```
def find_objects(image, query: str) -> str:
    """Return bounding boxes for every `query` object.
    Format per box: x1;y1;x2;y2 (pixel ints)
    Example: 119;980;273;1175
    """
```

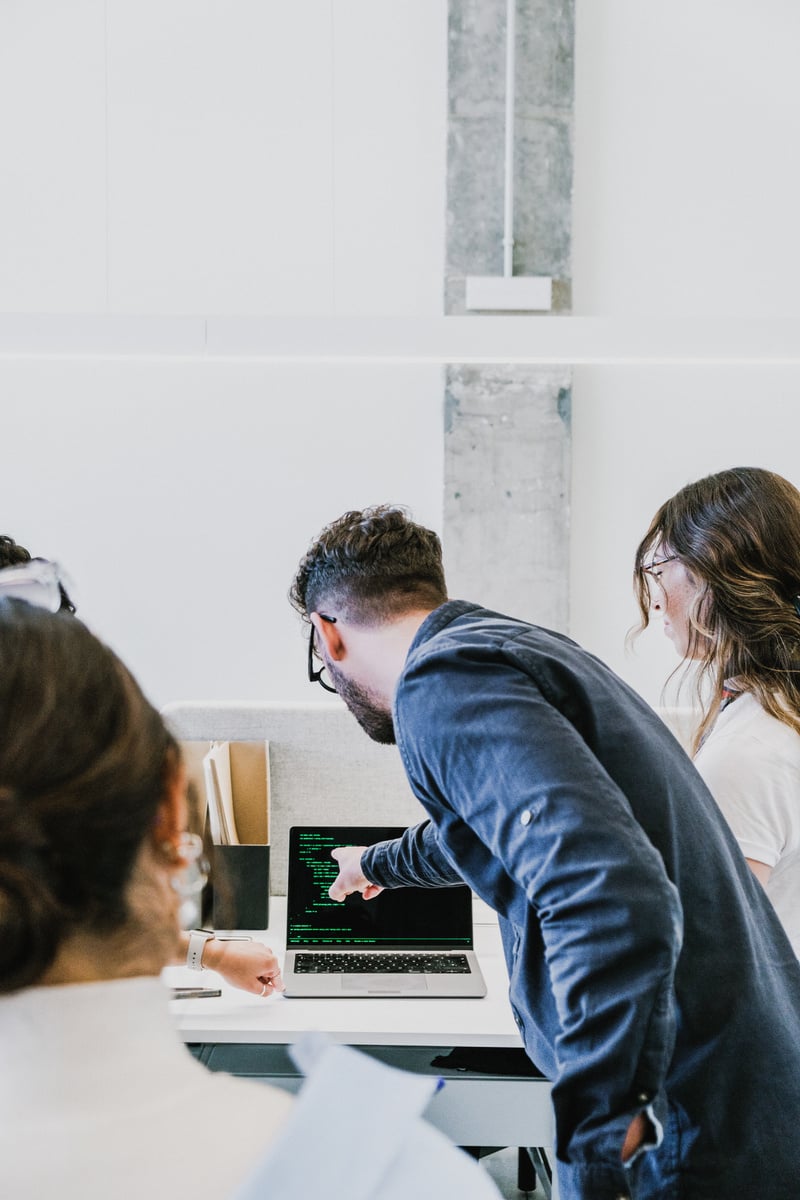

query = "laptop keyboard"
294;952;471;974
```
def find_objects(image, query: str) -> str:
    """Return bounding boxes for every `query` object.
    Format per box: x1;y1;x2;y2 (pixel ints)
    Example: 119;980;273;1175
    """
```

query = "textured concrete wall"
446;0;574;313
444;365;572;630
444;1;574;632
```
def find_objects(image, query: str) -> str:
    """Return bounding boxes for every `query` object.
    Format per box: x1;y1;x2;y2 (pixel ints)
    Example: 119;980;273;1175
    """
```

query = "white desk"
167;897;555;1151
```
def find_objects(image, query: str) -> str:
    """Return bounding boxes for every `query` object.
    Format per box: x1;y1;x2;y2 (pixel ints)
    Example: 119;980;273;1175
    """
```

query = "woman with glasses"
0;598;295;1196
0;598;502;1200
634;466;800;956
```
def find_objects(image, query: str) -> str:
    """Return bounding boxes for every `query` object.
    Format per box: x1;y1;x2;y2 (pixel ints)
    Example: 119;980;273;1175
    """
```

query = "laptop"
282;825;487;998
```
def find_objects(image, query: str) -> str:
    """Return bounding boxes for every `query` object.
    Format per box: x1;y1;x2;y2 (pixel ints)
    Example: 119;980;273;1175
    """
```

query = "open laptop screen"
286;825;473;950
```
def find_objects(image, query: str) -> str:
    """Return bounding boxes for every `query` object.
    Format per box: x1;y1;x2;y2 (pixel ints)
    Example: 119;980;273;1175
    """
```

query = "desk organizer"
212;843;270;930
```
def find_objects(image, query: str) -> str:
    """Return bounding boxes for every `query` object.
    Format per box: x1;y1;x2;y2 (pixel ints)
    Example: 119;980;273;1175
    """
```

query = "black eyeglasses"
641;554;678;579
307;615;338;693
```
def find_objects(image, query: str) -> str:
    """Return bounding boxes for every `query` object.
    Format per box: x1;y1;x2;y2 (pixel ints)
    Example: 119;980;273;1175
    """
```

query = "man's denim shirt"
361;602;800;1200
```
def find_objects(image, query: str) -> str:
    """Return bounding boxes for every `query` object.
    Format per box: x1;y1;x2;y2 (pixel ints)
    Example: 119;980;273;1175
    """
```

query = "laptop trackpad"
343;975;428;993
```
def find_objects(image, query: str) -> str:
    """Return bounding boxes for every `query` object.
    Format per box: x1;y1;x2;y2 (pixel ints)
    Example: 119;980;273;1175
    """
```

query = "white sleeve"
389;1121;503;1200
695;730;791;868
233;1036;503;1200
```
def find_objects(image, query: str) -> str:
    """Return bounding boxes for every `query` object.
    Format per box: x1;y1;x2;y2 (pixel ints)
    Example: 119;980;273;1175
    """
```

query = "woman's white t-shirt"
695;692;800;957
0;976;502;1200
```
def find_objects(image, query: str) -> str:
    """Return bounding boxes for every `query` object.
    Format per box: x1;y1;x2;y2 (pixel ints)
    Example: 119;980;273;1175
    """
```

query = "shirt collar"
407;600;479;657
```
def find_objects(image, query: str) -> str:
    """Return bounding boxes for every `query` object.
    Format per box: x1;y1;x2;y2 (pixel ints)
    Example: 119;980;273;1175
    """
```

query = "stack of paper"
202;741;240;845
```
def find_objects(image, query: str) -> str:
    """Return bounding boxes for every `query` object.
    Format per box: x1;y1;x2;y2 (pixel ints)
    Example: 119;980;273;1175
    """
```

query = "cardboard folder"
181;739;271;929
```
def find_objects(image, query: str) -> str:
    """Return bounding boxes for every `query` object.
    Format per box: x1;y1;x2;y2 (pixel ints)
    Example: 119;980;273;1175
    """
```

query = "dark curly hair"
289;504;448;626
0;536;31;570
633;467;800;753
0;600;178;993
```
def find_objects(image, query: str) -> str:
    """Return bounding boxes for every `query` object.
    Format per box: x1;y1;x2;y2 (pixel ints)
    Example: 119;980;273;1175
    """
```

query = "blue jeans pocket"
624;1099;687;1200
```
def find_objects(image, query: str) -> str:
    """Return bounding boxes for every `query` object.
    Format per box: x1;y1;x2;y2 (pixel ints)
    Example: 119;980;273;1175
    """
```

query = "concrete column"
444;0;574;631
444;364;571;630
446;0;574;313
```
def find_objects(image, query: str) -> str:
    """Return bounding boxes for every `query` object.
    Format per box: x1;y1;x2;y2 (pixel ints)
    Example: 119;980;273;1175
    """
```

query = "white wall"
0;0;447;317
0;1;447;707
572;0;800;317
3;0;800;715
570;1;800;705
2;359;444;707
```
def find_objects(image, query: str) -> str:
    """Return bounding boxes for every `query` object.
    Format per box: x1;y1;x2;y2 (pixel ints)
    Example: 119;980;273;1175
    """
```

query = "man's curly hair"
289;504;447;626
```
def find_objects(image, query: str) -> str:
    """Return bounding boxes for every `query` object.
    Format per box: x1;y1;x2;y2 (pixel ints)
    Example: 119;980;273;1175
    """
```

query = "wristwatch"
186;928;215;971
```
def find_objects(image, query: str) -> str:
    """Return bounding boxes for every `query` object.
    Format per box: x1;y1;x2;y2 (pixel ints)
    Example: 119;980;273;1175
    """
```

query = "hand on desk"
329;845;384;902
202;937;285;997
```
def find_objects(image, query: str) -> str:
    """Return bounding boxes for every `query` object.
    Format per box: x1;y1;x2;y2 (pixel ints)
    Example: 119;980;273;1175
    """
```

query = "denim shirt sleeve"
394;640;684;1181
361;820;464;888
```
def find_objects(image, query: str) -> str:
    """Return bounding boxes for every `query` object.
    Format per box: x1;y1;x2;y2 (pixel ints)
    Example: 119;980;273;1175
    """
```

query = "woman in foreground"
0;596;500;1199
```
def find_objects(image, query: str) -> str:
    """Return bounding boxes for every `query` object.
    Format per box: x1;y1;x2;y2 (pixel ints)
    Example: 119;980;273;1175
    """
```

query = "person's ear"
310;611;346;662
152;760;189;850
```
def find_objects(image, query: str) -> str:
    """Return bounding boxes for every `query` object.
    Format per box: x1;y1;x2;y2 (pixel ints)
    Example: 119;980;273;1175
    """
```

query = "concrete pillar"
446;0;574;312
444;0;574;631
443;364;571;630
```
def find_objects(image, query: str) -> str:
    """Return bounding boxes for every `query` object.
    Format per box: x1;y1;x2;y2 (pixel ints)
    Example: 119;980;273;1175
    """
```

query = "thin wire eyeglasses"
171;831;210;929
308;615;338;693
641;555;678;578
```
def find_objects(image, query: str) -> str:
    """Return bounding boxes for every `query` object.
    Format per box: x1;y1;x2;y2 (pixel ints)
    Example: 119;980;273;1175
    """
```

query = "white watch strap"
186;929;214;971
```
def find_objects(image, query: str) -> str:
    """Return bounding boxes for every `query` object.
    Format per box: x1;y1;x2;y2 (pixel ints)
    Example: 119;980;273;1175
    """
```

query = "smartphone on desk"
170;986;222;1000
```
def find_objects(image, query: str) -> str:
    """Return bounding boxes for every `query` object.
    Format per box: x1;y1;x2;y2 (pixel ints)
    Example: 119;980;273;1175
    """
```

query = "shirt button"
637;1092;650;1104
520;809;532;825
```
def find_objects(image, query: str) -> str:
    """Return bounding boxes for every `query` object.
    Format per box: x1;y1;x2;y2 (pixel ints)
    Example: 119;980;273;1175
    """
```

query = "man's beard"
327;662;396;745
